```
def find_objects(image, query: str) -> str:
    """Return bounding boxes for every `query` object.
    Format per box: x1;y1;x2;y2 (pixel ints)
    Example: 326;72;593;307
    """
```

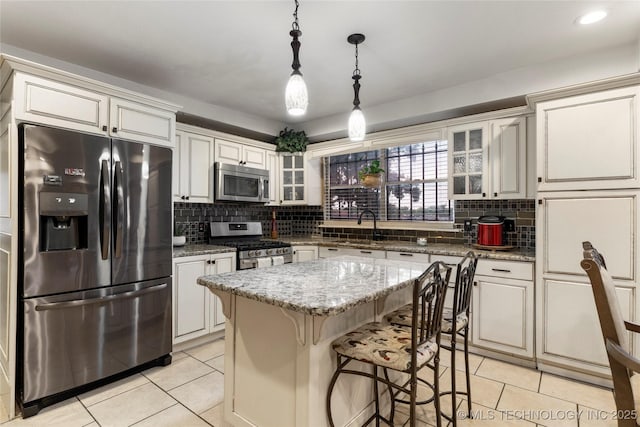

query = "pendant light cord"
292;0;300;31
353;42;360;77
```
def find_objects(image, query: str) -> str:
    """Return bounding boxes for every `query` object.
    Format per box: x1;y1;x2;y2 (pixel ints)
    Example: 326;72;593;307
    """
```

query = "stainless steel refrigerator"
19;124;173;417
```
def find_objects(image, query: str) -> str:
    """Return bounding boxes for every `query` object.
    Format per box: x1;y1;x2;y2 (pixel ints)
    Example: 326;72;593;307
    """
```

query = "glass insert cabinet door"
280;153;306;203
447;122;489;199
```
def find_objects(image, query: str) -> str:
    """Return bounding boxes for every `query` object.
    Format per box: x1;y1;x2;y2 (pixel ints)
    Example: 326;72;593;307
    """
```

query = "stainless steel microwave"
214;162;269;203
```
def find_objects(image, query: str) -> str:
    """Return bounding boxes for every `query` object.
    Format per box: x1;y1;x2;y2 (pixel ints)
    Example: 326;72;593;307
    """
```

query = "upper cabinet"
489;117;527;199
214;138;266;169
277;152;322;205
448;122;489;199
173;128;215;203
536;86;640;192
448;116;527;200
13;71;177;147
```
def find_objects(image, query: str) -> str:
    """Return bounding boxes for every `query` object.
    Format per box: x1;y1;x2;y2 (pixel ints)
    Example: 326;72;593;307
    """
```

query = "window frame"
323;139;454;228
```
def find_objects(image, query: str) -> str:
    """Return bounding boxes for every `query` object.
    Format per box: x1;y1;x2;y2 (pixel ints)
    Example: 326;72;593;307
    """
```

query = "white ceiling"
1;0;640;137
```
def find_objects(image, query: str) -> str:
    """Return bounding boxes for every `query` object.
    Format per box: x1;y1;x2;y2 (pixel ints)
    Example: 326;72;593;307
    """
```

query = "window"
324;140;453;222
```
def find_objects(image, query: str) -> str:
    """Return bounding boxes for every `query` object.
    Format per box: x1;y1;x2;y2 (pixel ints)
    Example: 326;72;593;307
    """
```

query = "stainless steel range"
209;222;292;270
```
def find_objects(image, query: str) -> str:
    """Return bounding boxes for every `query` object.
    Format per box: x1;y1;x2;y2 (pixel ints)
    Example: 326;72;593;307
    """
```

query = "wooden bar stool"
326;261;451;427
385;252;478;426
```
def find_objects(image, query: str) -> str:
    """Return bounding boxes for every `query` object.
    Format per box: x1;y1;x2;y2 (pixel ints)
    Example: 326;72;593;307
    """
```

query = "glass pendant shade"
348;107;366;142
285;72;308;116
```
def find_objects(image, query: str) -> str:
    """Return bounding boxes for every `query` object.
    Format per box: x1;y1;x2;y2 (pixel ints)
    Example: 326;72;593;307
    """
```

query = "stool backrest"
411;261;451;369
451;251;479;319
581;241;636;419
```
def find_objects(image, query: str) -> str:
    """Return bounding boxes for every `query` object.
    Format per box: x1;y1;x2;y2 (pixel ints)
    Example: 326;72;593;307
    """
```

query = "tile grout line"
80;376;149;409
127;402;180;427
76;396;101;427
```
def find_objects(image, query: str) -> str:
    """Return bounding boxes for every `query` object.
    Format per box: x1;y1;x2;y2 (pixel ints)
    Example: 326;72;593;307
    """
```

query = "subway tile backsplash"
173;203;323;244
174;199;535;250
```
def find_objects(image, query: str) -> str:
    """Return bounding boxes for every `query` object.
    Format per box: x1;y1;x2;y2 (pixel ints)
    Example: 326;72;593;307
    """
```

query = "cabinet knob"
185;196;189;201
181;195;186;200
473;281;478;287
493;192;497;197
538;199;543;205
211;259;216;264
537;177;542;183
482;193;486;197
112;127;118;133
102;125;107;132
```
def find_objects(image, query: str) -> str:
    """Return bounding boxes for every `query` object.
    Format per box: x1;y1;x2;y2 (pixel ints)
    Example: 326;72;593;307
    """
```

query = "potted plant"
274;127;309;153
358;160;385;188
173;222;186;247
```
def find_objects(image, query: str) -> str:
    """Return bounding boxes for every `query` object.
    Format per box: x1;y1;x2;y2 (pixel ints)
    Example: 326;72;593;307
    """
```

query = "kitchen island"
198;256;428;427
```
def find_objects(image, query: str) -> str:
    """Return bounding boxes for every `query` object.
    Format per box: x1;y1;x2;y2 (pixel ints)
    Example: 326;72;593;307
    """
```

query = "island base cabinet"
472;276;534;358
536;277;637;380
172;253;234;345
222;295;395;427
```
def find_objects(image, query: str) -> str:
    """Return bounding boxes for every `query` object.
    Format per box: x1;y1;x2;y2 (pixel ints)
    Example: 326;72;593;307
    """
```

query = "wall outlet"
198;222;205;232
463;219;472;232
504;219;515;232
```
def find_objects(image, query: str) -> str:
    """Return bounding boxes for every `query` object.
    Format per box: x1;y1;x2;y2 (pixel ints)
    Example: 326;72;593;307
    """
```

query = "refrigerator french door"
19;124;173;416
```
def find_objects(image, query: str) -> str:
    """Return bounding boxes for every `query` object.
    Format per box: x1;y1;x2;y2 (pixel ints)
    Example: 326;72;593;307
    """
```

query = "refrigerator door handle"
99;159;110;260
34;283;168;311
114;160;124;259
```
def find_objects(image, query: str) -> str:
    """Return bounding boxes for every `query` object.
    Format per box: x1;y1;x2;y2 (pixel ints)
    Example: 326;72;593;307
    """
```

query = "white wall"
3;40;639;141
0;45;284;137
298;42;640;139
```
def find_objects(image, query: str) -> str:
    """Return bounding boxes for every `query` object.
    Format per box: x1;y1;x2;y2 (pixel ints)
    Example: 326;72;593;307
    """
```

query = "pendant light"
347;33;366;142
285;0;308;116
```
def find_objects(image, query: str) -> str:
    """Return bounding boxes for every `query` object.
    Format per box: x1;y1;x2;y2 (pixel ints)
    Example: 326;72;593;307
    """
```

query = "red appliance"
477;215;505;246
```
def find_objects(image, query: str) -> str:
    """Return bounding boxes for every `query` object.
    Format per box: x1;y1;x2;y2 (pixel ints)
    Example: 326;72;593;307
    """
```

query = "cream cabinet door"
537;190;637;280
280;153;306;204
174;131;214;203
536;86;640;191
173;256;210;344
109;97;175;147
14;72;109;135
243;145;266;169
215;139;243;164
185;133;214;203
538;278;635;374
472;275;534;358
448;122;489;200
172;132;183;201
292;246;318;262
490;116;526;199
208;254;235;331
266;151;280;205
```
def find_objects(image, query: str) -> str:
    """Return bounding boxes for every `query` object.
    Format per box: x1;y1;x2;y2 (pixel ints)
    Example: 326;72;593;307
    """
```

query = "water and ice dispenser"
39;192;89;251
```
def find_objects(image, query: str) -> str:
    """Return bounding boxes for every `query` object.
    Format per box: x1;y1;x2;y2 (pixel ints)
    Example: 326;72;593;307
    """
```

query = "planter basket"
361;174;382;188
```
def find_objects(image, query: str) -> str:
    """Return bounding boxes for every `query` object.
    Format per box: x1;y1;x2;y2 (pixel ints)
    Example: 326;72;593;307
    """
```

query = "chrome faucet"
357;209;383;241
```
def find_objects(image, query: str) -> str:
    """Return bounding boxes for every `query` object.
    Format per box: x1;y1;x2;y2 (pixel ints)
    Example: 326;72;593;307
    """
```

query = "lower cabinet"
472;260;534;359
292;245;318;262
172;252;235;344
318;246;386;259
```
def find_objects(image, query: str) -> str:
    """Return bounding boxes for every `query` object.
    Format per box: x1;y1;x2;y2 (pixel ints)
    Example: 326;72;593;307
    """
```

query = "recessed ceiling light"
577;10;608;25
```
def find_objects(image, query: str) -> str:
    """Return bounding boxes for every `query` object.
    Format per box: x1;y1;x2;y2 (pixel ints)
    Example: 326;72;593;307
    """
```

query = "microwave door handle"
259;177;264;200
263;178;269;201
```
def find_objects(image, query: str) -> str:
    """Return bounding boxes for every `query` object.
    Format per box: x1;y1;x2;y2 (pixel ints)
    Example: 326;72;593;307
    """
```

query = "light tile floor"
0;340;617;427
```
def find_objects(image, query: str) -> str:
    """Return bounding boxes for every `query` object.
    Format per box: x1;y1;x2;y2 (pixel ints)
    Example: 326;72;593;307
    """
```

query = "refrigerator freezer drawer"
22;278;171;404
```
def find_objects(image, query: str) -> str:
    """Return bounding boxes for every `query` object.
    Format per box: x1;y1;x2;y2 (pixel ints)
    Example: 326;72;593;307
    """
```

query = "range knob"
267;249;274;255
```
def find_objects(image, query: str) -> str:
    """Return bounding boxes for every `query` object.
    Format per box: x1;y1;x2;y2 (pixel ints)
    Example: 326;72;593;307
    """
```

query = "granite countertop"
275;236;535;262
173;244;236;258
198;256;428;316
